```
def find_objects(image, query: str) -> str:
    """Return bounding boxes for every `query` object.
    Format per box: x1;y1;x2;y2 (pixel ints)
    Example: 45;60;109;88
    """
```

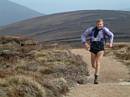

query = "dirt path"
65;48;130;97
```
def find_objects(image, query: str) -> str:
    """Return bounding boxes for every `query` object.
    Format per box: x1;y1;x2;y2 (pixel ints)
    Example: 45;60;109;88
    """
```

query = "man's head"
96;19;104;29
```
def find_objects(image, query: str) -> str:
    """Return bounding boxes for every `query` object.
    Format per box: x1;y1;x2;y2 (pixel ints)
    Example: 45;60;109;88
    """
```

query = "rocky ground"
105;43;130;73
0;36;130;97
65;43;130;97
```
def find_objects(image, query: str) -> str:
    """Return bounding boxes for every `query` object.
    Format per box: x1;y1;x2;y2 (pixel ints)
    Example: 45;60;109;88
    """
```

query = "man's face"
96;22;104;29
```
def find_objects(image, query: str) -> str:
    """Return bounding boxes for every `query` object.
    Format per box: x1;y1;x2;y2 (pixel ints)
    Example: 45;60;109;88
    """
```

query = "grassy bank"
0;36;89;97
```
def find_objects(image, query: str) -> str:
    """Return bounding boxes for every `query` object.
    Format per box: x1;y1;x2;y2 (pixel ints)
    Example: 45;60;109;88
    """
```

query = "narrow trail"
65;48;130;97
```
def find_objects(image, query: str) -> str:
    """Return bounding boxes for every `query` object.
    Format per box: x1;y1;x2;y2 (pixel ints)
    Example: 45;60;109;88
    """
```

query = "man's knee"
96;62;101;68
92;63;96;68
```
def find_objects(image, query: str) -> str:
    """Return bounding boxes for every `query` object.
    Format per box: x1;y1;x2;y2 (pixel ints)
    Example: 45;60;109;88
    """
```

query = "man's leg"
94;51;104;84
91;52;97;69
95;51;104;75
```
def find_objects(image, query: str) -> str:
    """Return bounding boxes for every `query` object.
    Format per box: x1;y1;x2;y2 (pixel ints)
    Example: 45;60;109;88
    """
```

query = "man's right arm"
81;27;93;49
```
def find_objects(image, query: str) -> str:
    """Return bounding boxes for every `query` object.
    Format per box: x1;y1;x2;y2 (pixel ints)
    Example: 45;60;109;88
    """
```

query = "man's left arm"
104;27;114;48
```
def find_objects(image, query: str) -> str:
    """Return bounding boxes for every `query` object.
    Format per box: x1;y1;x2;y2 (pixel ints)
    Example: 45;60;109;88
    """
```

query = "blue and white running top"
81;27;114;44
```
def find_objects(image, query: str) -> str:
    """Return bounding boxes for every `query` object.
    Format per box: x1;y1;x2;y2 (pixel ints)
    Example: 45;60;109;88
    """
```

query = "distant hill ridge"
0;10;130;42
0;0;43;26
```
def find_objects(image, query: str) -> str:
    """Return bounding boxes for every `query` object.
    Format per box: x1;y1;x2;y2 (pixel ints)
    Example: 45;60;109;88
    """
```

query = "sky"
10;0;130;14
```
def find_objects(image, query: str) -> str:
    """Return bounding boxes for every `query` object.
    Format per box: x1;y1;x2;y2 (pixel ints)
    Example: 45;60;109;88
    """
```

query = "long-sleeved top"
81;27;114;44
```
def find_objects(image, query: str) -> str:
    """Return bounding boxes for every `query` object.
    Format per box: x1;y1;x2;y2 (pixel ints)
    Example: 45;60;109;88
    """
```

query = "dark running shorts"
90;41;104;54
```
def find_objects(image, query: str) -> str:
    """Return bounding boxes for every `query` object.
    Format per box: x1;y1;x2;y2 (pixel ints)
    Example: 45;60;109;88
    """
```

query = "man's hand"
83;43;90;50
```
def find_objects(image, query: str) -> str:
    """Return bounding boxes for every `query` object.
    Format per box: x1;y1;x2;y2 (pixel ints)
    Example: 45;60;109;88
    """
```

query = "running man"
81;19;114;84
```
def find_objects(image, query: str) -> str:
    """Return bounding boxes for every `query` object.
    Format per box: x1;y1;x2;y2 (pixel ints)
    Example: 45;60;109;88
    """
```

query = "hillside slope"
0;10;130;42
0;0;42;26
